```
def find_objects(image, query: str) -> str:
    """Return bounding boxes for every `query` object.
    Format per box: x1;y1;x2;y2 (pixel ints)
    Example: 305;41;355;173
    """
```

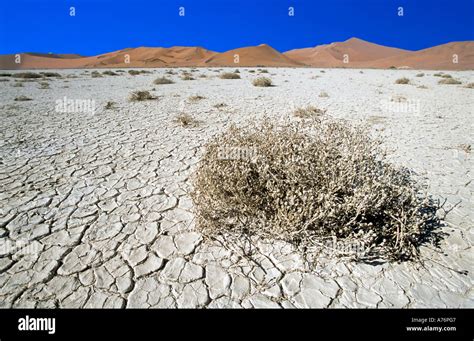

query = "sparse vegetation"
416;73;425;77
104;101;116;109
39;81;50;89
174;113;198;127
181;74;195;81
154;77;174;85
219;72;241;79
14;96;32;101
191;118;441;261
465;83;474;89
40;72;61;77
259;69;269;73
293;105;326;118
188;95;206;102
12;82;23;87
12;72;42;79
395;77;410;84
0;73;12;77
102;70;119;76
213;103;227;109
252;77;272;87
129;90;156;101
319;91;329;98
438;78;462;85
91;71;103;78
128;70;141;75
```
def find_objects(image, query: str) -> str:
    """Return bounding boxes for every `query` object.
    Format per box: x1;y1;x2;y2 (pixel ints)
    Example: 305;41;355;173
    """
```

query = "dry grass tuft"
252;77;272;87
465;83;474;89
174;113;199;127
12;72;42;79
14;96;32;101
91;71;103;78
319;91;329;98
102;70;119;76
293;105;326;118
181;74;195;81
188;95;206;102
220;72;241;79
40;72;61;77
415;73;425;77
154;77;174;85
438;78;462;85
395;77;410;84
129;90;156;101
104;101;116;109
191;118;442;262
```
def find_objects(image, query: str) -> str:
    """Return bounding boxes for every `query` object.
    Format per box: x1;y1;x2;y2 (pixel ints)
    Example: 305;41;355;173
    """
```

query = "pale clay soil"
0;68;472;308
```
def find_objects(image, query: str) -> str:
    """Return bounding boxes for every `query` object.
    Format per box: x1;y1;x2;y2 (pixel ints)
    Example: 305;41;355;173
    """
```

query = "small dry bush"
440;74;452;79
12;82;23;87
395;77;410;84
252;77;272;87
39;81;50;89
416;73;425;77
174;113;198;127
191;118;441;261
128;70;141;75
189;95;206;102
91;71;103;78
129;90;155;101
0;73;12;77
438;78;462;85
220;72;241;79
13;72;42;79
104;101;116;109
465;83;474;89
154;77;174;85
14;96;32;101
102;70;119;76
181;74;195;80
40;72;61;77
433;73;443;77
319;91;329;98
293;105;326;118
259;69;269;73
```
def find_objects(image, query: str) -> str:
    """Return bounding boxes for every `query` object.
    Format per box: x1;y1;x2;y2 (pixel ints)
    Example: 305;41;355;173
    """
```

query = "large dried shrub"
191;118;440;261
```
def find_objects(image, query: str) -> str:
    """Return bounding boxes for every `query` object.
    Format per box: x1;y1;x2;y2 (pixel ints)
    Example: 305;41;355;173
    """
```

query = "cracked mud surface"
0;68;472;308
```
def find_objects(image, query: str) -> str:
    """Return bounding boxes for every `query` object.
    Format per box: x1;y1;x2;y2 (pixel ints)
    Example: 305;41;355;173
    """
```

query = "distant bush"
293;105;326;118
154;77;174;85
14;95;32;101
438;78;462;85
220;72;241;79
129;90;156;101
395;77;410;84
102;70;119;76
12;72;42;79
415;73;425;77
252;77;272;87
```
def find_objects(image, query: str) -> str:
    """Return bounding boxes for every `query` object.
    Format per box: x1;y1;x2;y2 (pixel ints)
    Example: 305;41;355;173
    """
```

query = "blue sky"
0;0;473;55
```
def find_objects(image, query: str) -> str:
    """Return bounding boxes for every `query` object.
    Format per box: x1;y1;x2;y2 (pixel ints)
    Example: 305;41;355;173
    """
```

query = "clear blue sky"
0;0;473;55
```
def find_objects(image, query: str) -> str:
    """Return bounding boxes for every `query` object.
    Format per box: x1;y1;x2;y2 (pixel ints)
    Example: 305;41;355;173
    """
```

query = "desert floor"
0;68;472;308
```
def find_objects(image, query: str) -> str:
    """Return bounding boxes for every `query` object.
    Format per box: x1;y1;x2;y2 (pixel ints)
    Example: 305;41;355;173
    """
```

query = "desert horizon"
1;37;473;70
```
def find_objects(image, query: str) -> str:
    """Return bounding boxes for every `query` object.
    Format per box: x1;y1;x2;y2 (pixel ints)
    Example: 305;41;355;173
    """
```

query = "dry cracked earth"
0;68;473;308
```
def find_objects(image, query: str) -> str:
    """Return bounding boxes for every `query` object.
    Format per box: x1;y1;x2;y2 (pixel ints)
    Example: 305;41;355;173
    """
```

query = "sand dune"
202;44;303;67
367;41;474;70
284;37;409;67
1;38;473;70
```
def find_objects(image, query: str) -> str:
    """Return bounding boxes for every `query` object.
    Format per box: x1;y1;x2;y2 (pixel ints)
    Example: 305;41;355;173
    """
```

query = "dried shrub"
189;95;206;102
0;73;12;77
416;73;425;77
39;81;50;89
104;101;116;109
102;70;119;76
128;70;141;75
12;82;23;87
252;77;272;87
440;74;452;78
174;113;198;127
40;72;61;77
129;90;156;101
465;83;474;89
154;77;174;85
259;69;269;73
181;74;195;81
319;91;329;98
395;77;410;84
12;72;42;79
220;72;241;79
293;106;326;118
438;78;462;85
191;118;441;261
91;71;103;78
14;96;32;101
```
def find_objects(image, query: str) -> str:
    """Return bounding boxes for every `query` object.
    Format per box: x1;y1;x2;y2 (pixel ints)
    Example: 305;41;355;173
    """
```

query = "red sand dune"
0;38;472;70
202;44;303;67
284;37;409;67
